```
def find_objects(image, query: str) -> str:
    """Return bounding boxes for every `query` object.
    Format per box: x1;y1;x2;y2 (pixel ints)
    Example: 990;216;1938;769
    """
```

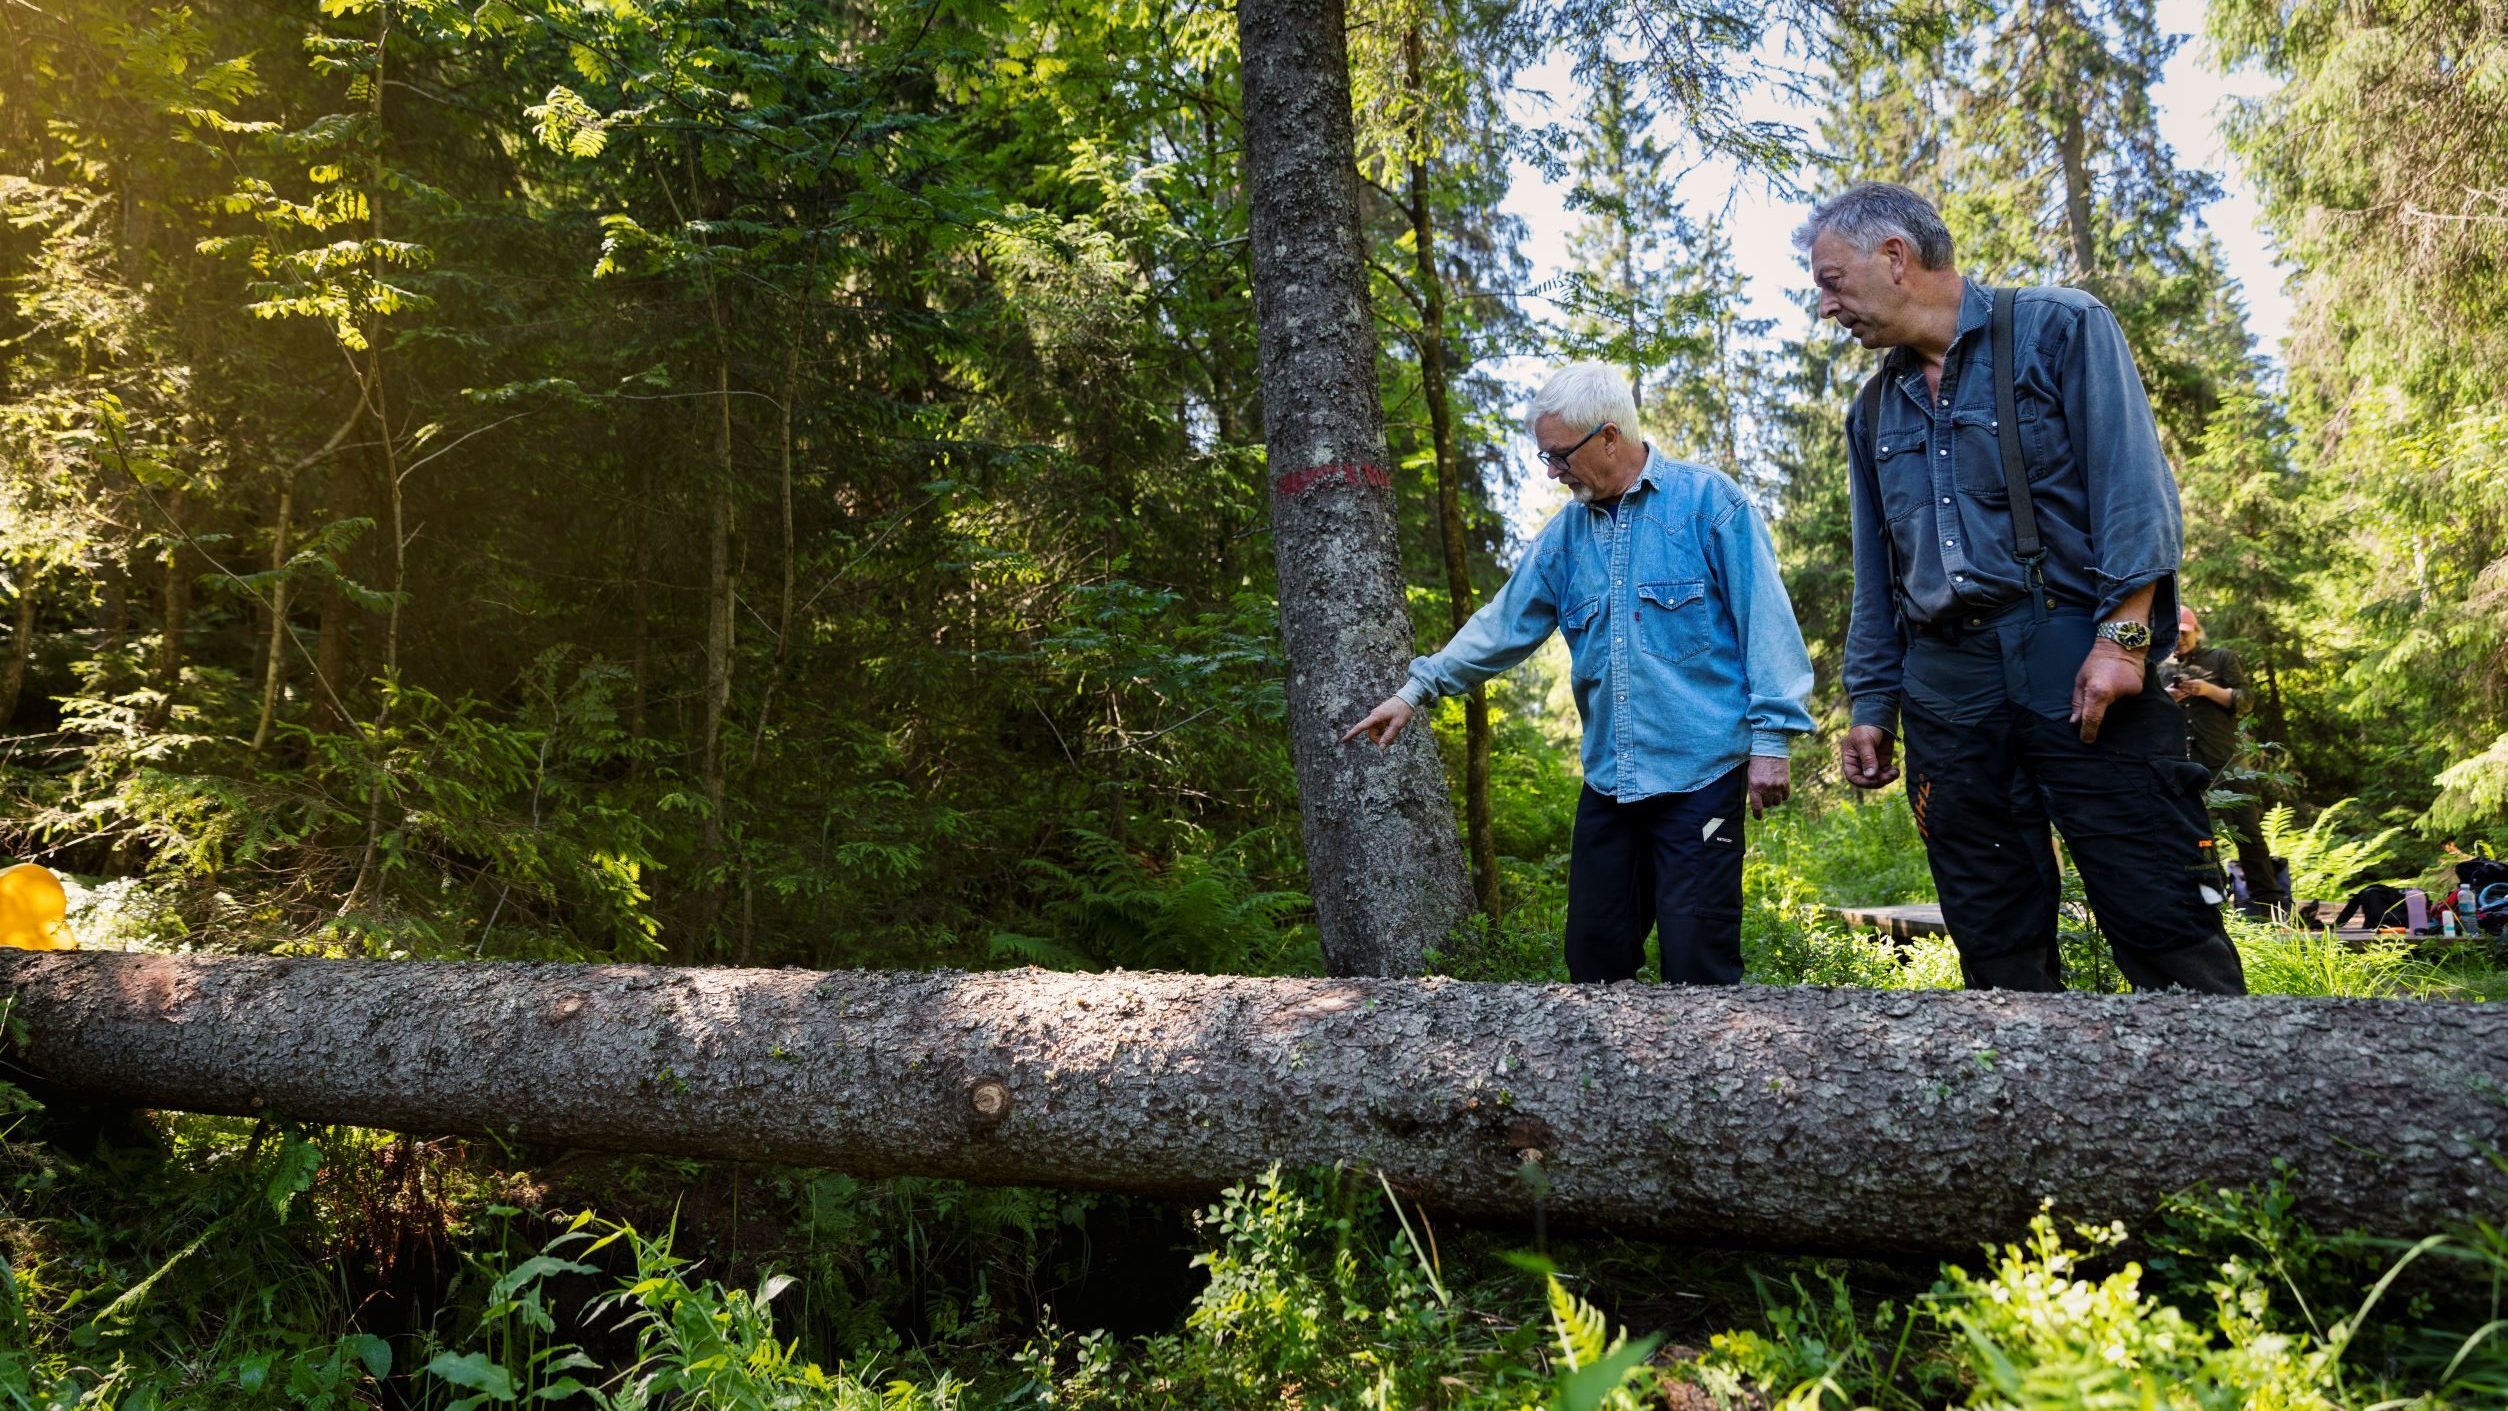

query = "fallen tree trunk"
3;951;2501;1253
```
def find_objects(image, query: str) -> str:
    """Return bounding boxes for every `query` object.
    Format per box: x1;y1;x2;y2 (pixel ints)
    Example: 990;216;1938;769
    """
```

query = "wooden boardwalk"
1828;901;2463;947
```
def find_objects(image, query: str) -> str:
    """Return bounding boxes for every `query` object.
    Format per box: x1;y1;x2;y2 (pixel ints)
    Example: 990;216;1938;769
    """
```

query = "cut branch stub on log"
3;952;2502;1254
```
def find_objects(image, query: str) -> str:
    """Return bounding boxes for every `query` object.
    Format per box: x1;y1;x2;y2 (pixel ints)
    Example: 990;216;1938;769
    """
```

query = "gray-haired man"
1343;363;1815;985
1798;182;2245;994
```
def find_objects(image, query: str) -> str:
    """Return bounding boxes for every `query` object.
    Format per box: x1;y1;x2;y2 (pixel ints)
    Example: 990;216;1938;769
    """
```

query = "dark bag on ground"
2457;857;2508;932
2333;884;2409;931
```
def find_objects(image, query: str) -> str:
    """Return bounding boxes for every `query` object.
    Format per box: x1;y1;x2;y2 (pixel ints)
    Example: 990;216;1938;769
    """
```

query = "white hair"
1525;362;1640;440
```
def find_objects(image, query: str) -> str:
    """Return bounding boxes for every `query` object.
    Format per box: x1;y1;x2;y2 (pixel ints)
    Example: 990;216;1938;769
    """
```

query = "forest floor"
4;782;2506;1409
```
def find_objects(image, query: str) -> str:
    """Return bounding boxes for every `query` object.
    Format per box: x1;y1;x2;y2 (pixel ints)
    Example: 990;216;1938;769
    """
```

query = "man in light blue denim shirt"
1344;364;1815;985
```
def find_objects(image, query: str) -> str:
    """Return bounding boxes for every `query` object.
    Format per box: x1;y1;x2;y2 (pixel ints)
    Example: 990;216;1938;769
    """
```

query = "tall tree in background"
2211;0;2508;839
1351;0;1530;923
1791;2;2302;751
1238;0;1473;975
1554;62;1709;406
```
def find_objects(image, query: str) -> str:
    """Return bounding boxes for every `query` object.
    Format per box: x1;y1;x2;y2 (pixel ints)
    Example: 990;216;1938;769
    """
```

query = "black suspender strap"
1855;368;1905;628
1857;367;1885;463
1988;286;2045;567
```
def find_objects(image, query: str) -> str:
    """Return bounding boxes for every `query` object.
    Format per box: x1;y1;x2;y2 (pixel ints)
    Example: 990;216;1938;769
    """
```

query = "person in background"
2168;605;2283;916
1341;363;1816;985
1800;181;2246;995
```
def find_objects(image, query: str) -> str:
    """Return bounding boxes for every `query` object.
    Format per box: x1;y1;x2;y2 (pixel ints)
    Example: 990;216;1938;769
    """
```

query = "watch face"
2104;621;2152;651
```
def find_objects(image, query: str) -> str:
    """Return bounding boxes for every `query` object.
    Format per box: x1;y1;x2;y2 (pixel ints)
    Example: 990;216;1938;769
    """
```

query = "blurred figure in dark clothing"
2168;606;2282;915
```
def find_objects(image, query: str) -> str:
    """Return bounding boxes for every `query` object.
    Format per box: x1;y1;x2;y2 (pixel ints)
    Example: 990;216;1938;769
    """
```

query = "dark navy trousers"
1564;766;1748;985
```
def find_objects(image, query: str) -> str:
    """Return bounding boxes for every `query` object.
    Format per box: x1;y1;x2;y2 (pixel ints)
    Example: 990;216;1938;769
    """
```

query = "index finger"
2077;694;2107;744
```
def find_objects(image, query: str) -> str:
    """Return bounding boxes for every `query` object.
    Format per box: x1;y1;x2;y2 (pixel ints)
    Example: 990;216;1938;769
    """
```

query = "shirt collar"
1631;442;1663;494
1884;278;1993;378
1587;442;1661;510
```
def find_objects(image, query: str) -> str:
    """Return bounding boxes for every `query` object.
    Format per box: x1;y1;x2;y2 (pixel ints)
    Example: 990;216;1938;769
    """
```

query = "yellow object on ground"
0;863;79;950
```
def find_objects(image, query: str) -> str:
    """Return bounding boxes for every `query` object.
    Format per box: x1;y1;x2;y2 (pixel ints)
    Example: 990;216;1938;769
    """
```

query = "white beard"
1565;480;1597;504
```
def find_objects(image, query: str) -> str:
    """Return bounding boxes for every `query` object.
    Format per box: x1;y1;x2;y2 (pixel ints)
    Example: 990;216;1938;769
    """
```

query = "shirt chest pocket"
1636;579;1711;664
1559;595;1606;681
1955;406;2056;501
1872;428;1933;522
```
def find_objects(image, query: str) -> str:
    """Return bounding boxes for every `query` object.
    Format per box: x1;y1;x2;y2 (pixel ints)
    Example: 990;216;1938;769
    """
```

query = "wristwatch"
2095;620;2153;652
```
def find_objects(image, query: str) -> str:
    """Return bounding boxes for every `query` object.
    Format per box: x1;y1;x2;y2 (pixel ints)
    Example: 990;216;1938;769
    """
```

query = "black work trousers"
1899;605;2247;994
1564;767;1747;985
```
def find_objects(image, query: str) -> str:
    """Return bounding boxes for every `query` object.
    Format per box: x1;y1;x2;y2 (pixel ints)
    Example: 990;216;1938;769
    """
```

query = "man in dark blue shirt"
1797;183;2245;995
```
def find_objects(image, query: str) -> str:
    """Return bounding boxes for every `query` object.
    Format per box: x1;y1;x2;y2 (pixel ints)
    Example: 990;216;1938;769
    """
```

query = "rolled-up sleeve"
2220;648;2254;717
1710;496;1815;754
1843;397;1906;734
1398;540;1562;709
2058;304;2181;627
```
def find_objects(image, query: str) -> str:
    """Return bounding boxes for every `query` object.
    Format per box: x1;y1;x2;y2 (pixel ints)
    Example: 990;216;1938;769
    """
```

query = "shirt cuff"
1850;694;1899;735
1750;730;1794;758
1396;676;1437;710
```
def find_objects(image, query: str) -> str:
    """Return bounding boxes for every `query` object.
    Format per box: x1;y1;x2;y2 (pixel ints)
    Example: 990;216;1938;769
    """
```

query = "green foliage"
1696;1269;1937;1411
2260;798;2407;903
2230;915;2443;999
991;829;1313;975
1930;1207;2341;1410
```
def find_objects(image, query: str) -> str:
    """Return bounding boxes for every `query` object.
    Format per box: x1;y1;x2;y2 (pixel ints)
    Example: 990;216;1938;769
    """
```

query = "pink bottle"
2404;888;2428;933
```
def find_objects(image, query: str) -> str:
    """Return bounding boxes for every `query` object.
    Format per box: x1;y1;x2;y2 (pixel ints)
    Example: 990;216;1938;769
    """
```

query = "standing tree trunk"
0;576;35;728
7;951;2504;1255
308;451;359;738
744;332;801;780
148;488;193;729
1238;0;1472;975
1404;27;1499;924
345;4;403;914
2058;106;2097;279
689;292;740;960
255;407;363;754
250;474;297;755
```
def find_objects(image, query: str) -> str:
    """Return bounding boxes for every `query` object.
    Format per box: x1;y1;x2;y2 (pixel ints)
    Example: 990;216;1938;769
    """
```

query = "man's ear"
1881;236;1910;283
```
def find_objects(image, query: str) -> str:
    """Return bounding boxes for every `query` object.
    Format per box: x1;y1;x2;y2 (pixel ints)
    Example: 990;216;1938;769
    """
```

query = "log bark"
4;951;2501;1254
1239;0;1472;975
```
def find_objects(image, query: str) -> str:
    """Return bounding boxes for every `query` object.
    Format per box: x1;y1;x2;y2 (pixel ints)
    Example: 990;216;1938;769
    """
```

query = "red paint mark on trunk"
1275;461;1389;497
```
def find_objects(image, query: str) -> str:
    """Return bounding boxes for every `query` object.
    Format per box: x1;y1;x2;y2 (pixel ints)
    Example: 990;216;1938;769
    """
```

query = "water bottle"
2441;907;2459;939
2463;885;2487;935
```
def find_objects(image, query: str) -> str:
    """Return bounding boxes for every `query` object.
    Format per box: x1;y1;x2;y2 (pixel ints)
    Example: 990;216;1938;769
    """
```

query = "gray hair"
1525;361;1640;440
1791;183;1955;270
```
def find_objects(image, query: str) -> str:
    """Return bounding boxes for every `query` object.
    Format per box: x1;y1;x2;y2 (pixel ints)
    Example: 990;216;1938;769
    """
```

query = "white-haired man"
1343;364;1815;984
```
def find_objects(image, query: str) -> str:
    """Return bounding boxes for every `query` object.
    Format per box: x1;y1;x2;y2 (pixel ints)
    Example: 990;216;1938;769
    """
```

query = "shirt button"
1880;445;1891;454
1940;496;1951;504
1938;448;1948;456
1944;538;1956;547
1955;573;1966;581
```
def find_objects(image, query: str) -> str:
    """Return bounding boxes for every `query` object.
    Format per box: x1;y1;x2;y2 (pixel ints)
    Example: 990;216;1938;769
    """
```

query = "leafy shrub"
988;828;1313;975
2262;798;2408;904
1929;1207;2339;1410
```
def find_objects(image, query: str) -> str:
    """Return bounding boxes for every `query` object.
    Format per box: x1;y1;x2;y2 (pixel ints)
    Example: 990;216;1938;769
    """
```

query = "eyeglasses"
1537;422;1607;472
